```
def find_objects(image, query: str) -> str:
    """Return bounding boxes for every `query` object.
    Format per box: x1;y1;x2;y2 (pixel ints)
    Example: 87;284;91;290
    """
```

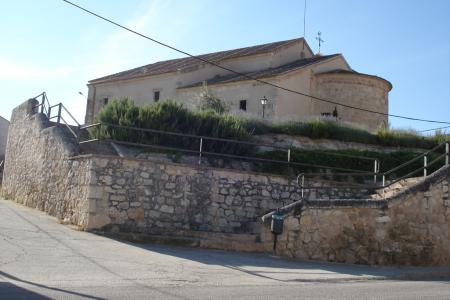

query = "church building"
85;38;392;131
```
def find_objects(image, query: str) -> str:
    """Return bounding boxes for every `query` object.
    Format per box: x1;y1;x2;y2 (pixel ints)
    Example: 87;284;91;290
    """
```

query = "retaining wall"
3;99;450;266
261;167;450;266
2;100;91;227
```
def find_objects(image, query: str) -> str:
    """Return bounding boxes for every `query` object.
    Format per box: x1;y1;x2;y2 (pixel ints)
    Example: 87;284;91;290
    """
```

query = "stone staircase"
370;177;423;200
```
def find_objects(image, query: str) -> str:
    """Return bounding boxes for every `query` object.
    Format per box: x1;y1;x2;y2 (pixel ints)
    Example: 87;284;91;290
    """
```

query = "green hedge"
255;149;442;180
243;120;442;150
92;98;253;154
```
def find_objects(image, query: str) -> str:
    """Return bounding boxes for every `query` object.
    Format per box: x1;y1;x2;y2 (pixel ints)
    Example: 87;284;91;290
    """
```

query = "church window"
239;100;247;111
103;98;109;106
153;90;160;102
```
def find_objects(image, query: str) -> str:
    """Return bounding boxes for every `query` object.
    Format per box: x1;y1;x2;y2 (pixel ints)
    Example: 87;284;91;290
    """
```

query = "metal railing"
297;140;449;199
32;92;81;140
79;122;379;175
28;93;450;200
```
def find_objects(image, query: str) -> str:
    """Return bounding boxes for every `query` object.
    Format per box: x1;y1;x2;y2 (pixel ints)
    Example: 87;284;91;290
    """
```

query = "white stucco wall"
85;40;311;124
0;116;10;158
84;40;390;131
178;80;279;121
271;55;350;123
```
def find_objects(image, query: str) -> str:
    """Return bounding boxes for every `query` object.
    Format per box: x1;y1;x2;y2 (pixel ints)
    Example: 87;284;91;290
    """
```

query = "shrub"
255;149;442;180
199;88;229;114
93;98;253;155
240;119;441;150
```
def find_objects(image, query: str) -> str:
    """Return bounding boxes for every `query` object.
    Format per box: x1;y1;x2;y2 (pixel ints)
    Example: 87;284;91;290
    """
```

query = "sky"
1;0;449;132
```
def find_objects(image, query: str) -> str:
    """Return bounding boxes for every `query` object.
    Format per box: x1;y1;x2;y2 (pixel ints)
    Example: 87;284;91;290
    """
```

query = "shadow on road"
0;264;106;299
107;237;450;283
0;281;50;300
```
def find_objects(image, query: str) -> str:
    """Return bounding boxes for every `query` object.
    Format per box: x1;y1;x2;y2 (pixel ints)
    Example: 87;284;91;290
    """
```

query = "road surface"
1;199;450;299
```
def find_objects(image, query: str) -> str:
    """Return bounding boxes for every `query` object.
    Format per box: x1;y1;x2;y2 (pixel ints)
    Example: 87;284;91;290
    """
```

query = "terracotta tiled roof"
178;54;340;89
89;37;305;84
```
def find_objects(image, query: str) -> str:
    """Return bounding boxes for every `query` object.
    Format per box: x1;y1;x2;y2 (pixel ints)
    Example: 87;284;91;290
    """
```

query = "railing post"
198;137;203;165
56;103;62;125
446;143;449;166
96;124;100;141
373;160;379;184
382;174;386;199
301;174;305;199
424;155;428;177
40;95;45;114
287;148;291;163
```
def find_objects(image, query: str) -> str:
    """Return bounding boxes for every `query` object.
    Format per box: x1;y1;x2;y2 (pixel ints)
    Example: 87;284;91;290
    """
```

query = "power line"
62;0;450;126
419;125;450;133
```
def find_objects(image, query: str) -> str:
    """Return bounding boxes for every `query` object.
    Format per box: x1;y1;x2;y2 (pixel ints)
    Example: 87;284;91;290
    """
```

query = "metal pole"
424;156;427;177
287;149;291;163
56;103;62;125
96;124;100;140
262;105;265;119
444;142;449;165
198;137;203;165
382;174;386;199
373;160;378;184
40;96;45;114
301;174;305;199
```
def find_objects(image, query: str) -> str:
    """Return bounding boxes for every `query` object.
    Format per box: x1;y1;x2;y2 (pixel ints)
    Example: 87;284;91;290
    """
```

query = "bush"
240;119;441;150
255;149;442;180
93;98;253;155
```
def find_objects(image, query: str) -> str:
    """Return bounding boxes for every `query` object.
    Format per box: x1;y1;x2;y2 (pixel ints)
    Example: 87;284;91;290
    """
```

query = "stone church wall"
313;72;391;132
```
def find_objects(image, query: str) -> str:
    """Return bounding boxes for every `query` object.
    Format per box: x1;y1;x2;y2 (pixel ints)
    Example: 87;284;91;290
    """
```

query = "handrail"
82;122;377;166
383;142;445;176
25;94;450;198
81;122;378;174
60;103;80;127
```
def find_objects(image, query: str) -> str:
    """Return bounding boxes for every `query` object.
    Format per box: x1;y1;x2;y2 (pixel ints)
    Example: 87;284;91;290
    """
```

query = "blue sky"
1;0;449;132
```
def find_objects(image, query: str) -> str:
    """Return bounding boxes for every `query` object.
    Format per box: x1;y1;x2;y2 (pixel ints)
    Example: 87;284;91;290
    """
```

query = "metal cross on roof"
316;31;324;53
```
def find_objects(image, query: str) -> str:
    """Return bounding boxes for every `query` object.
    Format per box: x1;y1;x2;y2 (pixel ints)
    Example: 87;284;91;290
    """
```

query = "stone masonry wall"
2;100;91;228
262;167;450;266
80;154;302;236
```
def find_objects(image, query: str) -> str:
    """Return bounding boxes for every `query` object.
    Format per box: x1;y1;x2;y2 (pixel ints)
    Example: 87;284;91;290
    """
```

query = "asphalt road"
1;198;450;300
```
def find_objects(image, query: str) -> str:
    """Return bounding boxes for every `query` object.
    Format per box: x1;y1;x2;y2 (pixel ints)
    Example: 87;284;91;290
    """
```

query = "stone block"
118;202;129;210
116;178;126;185
160;205;174;214
87;186;103;199
375;216;391;223
285;217;300;230
128;208;145;222
110;194;126;202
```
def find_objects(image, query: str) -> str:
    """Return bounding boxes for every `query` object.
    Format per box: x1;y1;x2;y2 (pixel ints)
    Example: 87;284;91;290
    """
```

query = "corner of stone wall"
84;167;111;231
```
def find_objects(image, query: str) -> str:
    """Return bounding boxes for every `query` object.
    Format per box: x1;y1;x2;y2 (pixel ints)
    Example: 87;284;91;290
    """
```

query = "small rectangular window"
103;98;109;106
239;100;247;111
154;91;160;102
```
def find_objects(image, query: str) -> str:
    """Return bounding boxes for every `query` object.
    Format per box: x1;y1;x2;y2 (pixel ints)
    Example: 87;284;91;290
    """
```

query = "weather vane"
316;31;324;53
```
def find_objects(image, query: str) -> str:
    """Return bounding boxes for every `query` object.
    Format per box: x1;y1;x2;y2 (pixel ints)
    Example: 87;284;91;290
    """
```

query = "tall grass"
244;119;442;149
93;97;446;153
92;98;253;154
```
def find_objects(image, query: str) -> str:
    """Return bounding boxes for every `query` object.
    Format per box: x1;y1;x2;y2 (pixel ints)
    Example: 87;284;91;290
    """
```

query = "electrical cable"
61;0;450;125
